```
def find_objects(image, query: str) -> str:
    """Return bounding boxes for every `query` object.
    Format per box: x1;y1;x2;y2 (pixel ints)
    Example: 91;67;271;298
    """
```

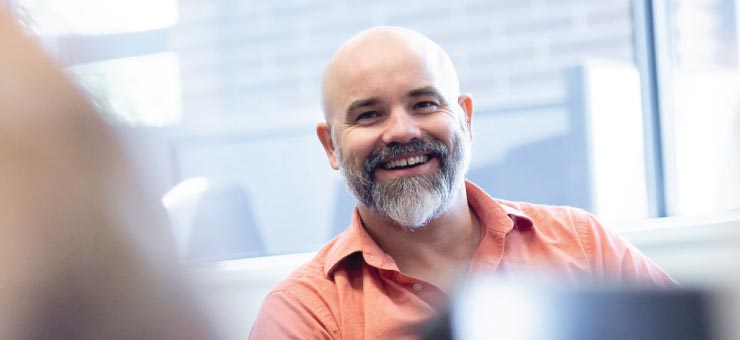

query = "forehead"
325;46;453;119
343;50;436;95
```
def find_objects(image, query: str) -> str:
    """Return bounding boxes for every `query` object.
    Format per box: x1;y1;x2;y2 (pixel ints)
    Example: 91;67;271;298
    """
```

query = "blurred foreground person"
0;11;214;340
251;26;675;339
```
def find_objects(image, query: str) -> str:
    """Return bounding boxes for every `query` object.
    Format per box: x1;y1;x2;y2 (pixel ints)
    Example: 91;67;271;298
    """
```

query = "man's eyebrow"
346;97;380;115
407;87;445;102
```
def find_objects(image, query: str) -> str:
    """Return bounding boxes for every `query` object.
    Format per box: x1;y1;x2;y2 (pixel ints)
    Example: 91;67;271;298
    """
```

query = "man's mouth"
381;154;431;170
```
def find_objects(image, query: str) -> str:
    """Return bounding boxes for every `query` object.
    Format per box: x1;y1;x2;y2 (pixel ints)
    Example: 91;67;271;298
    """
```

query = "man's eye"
414;101;439;110
356;111;379;121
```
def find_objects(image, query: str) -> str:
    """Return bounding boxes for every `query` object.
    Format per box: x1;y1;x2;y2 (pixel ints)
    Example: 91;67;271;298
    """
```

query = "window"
649;0;740;215
17;0;176;34
16;0;180;126
69;53;181;126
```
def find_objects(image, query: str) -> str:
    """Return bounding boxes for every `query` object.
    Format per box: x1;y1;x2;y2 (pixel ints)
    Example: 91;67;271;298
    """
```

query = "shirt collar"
464;181;534;233
323;208;394;278
322;180;533;278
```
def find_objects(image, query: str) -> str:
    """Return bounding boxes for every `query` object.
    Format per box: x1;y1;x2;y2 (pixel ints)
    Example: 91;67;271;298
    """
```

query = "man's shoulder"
466;181;596;233
489;198;605;244
493;198;594;224
252;240;347;339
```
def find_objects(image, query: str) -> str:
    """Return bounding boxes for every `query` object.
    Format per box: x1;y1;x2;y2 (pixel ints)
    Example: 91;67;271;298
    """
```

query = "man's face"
322;44;472;229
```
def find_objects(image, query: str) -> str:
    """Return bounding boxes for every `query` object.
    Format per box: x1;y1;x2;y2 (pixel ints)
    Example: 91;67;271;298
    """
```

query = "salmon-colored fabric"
250;181;675;339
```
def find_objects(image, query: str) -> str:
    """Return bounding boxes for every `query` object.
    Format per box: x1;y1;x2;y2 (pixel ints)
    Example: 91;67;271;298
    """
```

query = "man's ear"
458;93;474;139
316;122;340;170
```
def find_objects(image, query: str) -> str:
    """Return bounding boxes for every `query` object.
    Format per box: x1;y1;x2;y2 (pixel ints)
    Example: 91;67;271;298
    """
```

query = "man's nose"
381;107;422;145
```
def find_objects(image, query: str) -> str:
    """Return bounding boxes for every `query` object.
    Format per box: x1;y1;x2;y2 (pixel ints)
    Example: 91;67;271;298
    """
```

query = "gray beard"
369;170;449;229
335;132;470;230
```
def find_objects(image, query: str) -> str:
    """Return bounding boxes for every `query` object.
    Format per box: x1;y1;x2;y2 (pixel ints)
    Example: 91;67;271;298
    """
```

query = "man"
250;26;674;339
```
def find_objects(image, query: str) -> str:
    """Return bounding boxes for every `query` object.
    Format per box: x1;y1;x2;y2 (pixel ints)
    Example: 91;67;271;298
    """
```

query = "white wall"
619;212;740;285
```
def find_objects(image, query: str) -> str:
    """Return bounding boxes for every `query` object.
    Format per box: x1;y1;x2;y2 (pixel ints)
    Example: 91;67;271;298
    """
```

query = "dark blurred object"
549;288;711;340
422;279;718;340
0;11;215;340
418;307;453;340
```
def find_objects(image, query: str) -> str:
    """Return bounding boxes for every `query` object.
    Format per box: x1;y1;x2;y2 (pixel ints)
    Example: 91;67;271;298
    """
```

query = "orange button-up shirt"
250;181;675;339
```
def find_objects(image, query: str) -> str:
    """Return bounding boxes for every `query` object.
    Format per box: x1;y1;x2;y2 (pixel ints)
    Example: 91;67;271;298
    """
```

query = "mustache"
363;138;448;175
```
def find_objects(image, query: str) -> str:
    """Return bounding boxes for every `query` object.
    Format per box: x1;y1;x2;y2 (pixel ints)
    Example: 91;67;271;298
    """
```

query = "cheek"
425;115;464;143
338;130;381;162
337;140;372;168
445;110;469;132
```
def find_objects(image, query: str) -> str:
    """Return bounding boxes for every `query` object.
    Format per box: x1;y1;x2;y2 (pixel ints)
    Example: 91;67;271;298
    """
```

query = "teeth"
383;155;429;169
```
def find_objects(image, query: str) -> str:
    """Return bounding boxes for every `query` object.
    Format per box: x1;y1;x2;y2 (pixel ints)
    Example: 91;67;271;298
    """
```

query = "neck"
358;184;481;292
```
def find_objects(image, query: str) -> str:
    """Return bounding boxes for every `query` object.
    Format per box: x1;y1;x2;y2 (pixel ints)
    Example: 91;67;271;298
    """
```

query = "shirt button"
412;283;423;292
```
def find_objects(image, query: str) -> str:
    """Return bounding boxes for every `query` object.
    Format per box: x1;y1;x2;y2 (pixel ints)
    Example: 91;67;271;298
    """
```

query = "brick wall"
170;0;636;127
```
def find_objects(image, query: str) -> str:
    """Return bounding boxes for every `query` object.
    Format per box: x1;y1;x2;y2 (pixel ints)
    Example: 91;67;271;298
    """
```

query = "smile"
381;155;430;170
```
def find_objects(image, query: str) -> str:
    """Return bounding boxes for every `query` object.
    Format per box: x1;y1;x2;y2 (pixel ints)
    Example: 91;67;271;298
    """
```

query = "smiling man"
250;26;674;340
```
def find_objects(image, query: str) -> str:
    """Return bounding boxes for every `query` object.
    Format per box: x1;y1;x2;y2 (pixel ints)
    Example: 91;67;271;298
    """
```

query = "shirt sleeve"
249;287;339;340
575;209;678;286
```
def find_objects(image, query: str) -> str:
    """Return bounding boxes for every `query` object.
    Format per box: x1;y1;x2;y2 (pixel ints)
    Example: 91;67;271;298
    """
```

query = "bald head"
321;26;461;123
314;26;474;229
